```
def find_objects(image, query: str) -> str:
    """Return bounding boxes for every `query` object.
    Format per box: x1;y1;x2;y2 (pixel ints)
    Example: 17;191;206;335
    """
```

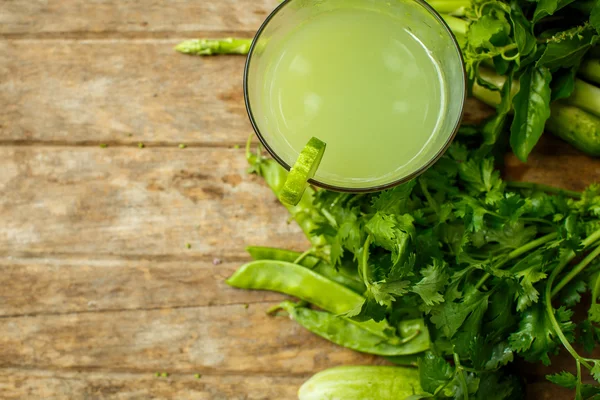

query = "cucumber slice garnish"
280;137;327;206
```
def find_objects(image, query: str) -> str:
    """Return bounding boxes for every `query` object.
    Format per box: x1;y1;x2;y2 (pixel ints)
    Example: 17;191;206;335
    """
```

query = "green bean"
227;260;393;339
274;301;429;356
298;366;421;400
246;246;366;293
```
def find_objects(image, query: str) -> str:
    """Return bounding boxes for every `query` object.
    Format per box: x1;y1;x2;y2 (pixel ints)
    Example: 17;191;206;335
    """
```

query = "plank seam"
0;300;281;319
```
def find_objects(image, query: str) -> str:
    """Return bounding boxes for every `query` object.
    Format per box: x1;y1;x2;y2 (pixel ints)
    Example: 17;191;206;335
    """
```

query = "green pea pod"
249;153;326;247
246;246;366;293
246;246;321;268
227;260;393;339
298;366;422;400
275;301;429;356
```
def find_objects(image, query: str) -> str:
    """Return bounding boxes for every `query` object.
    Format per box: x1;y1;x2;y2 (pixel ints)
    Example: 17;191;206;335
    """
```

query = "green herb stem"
453;353;470;400
419;179;441;215
293;248;315;265
551;243;600;297
475;232;558;289
545;256;593;370
506;181;582;199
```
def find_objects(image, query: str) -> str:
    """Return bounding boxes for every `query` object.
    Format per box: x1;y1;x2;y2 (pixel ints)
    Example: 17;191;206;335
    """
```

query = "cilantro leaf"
411;259;449;306
418;352;454;394
430;286;490;338
509;304;574;365
371;180;416;214
546;371;577;389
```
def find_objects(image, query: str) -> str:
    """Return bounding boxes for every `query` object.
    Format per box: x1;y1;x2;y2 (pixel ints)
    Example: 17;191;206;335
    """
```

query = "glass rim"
243;0;467;193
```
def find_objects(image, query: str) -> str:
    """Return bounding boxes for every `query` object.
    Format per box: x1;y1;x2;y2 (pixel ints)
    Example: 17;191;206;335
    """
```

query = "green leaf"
418;352;454;394
366;213;414;267
510;66;553;162
371;180;416;214
468;11;511;50
578;319;600;353
533;0;576;23
590;1;600;34
510;2;536;56
430;286;490;338
592;360;600;382
411;259;449;306
546;371;577;389
509;304;574;365
559;279;586;307
344;296;388;323
589;303;600;322
551;67;577;101
515;268;547;311
473;373;520;400
537;28;598;70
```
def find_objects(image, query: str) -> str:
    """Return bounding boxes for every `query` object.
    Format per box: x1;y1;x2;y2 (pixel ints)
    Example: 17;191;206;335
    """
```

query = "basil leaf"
510;1;536;57
551;67;577;101
537;29;599;69
510;66;553;162
533;0;576;24
592;1;600;34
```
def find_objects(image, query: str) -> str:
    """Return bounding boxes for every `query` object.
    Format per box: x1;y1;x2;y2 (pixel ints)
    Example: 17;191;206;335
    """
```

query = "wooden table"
1;1;598;398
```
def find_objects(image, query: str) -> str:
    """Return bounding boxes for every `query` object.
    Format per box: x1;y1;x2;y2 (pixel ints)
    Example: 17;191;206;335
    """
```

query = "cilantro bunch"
248;137;600;398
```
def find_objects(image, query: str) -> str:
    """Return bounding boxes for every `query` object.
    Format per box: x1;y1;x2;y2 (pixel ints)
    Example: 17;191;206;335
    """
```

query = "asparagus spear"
174;38;252;56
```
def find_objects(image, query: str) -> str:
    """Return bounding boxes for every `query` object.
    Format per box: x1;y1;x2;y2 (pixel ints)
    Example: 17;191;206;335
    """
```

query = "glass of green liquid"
244;0;466;192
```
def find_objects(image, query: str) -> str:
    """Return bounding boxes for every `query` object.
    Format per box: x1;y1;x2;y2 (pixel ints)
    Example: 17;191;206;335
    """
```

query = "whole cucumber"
546;103;600;156
298;366;421;400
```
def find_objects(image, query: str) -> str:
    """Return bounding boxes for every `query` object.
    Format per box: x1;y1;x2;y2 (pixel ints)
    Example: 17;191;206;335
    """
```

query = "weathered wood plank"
0;304;384;374
0;368;304;400
0;257;284;317
0;41;250;144
0;369;579;400
0;41;491;145
1;0;278;35
0;147;308;257
505;135;600;192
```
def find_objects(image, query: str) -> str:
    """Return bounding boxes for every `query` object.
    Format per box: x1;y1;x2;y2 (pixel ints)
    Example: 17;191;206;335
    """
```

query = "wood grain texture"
0;369;304;400
0;41;250;145
0;303;383;375
0;257;284;317
505;134;600;191
0;40;491;145
0;147;308;258
1;0;279;36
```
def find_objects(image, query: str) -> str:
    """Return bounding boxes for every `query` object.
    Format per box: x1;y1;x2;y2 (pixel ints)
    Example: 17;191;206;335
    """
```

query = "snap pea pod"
246;246;366;293
248;150;326;248
227;260;394;339
246;246;321;268
298;366;422;400
274;301;429;356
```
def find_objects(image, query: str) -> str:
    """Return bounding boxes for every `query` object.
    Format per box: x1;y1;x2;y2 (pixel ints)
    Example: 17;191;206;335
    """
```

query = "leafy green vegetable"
509;66;553;162
237;136;600;398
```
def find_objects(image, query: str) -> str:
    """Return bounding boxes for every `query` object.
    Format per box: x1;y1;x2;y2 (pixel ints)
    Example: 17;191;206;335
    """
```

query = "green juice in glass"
246;0;465;191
